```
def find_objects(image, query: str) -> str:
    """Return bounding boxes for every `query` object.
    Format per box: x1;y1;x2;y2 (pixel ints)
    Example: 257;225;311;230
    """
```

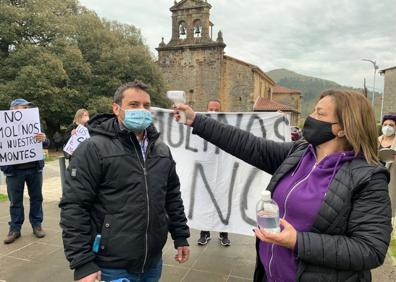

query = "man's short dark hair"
114;80;150;105
207;99;221;106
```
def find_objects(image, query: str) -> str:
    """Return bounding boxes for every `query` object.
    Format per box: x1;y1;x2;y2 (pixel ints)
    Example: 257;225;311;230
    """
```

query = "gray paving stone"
161;264;189;281
182;269;228;282
6;242;61;261
0;256;33;281
227;276;251;282
192;254;235;276
228;258;255;280
1;160;396;282
0;255;72;282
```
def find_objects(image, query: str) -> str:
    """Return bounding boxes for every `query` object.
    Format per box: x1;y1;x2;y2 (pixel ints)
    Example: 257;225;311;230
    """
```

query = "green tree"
0;0;168;136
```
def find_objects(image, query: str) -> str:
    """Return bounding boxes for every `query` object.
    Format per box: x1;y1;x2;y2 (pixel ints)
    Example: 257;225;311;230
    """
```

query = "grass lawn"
0;193;8;202
45;155;55;162
389;239;396;257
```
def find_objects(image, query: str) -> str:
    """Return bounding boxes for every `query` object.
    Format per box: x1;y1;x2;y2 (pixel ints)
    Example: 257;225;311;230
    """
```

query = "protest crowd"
0;83;395;282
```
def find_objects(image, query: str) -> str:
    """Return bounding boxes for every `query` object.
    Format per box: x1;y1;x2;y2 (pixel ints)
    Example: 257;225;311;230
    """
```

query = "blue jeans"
6;169;43;232
101;258;163;282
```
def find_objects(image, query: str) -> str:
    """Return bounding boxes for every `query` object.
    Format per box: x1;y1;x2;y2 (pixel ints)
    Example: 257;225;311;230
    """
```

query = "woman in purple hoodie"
174;90;391;282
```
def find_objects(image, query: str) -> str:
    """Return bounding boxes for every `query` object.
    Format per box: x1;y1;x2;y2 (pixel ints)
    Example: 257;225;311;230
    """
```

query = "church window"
179;21;187;39
193;20;202;38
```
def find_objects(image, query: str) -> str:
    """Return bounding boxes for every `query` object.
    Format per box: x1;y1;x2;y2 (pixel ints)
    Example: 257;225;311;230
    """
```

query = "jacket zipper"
268;162;317;279
130;135;153;273
142;166;150;273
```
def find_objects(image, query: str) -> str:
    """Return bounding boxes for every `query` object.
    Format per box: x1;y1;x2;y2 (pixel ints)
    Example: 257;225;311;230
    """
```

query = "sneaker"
32;226;46;238
4;231;21;244
197;231;211;245
219;232;230;246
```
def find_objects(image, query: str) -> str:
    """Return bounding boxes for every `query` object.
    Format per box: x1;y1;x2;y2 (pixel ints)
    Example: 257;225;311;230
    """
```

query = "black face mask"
302;116;337;146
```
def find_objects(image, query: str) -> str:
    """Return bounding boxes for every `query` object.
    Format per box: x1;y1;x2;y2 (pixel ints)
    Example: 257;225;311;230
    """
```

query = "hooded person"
173;89;391;282
59;80;190;282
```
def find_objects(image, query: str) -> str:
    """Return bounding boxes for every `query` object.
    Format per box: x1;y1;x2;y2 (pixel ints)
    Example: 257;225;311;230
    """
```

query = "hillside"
267;69;363;117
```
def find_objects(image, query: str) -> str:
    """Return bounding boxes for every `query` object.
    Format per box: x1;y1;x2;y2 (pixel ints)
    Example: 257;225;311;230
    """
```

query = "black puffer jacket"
60;114;190;280
192;114;392;282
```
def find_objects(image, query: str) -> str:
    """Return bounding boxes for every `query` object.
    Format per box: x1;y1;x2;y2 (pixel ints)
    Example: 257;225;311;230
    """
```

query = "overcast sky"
79;0;396;90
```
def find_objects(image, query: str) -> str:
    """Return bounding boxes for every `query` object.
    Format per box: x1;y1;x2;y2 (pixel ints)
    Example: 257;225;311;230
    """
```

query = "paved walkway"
0;157;395;281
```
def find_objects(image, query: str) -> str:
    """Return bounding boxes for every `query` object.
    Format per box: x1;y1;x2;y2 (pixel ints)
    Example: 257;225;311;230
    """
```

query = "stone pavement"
0;157;395;282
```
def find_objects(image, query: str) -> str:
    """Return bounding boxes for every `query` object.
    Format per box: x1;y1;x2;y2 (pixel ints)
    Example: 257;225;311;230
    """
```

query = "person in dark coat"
64;108;90;144
197;99;231;247
59;81;190;282
1;98;50;244
174;89;392;282
63;108;89;159
52;131;63;151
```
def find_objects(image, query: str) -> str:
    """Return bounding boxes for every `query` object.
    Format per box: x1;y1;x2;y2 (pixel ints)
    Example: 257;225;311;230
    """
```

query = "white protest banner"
152;108;290;236
63;125;90;156
0;108;43;166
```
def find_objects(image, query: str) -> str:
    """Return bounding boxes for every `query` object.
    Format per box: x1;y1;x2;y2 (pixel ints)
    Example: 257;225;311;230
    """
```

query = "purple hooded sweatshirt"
259;145;358;282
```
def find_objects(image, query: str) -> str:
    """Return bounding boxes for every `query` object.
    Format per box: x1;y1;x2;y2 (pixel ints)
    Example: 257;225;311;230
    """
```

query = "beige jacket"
378;135;396;168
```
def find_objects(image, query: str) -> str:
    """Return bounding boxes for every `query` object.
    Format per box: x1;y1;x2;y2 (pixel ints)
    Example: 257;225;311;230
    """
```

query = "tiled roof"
253;97;298;112
273;85;301;94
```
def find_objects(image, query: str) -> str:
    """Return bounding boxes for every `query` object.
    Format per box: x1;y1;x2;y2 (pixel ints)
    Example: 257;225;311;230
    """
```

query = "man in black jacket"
60;81;190;282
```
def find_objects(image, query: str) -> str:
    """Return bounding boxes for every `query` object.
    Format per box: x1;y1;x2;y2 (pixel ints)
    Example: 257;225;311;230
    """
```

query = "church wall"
253;73;274;103
273;93;301;114
220;57;255;112
158;46;224;111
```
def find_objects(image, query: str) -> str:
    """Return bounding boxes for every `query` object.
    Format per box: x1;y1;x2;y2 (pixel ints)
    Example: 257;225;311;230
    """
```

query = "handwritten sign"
63;109;290;235
152;108;290;235
63;125;90;156
0;108;43;165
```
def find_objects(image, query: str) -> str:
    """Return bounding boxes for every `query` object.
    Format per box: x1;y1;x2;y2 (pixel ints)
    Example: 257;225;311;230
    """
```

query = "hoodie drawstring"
329;153;346;183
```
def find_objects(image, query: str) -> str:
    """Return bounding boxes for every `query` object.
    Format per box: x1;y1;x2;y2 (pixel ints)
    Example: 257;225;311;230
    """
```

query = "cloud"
79;0;396;89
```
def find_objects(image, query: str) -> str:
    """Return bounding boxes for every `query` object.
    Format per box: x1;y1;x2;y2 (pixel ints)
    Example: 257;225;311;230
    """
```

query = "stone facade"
380;66;396;116
219;56;275;112
158;46;224;110
157;0;277;112
271;85;302;118
274;93;301;112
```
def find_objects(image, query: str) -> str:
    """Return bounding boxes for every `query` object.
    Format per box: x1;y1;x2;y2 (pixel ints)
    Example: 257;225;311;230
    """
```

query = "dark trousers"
101;258;163;282
54;142;63;151
6;169;43;232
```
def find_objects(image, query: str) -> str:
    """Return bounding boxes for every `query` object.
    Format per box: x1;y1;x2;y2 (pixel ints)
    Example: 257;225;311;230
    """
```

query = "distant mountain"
267;68;363;117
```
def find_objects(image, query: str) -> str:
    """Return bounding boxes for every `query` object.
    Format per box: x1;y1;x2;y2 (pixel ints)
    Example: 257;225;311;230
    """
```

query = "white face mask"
382;125;395;137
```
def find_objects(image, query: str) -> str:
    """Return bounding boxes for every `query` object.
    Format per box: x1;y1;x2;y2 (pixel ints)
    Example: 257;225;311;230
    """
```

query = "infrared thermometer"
166;90;186;123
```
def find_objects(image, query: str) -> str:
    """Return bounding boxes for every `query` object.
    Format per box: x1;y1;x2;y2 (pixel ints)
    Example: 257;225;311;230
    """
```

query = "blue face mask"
122;109;152;132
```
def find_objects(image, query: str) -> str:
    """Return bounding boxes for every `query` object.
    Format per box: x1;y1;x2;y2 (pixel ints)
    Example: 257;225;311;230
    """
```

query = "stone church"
156;0;276;112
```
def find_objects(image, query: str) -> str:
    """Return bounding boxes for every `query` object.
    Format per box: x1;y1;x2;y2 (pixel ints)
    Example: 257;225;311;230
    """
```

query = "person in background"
290;126;301;141
378;113;396;219
198;100;231;247
174;90;391;281
53;131;63;151
64;108;90;144
63;109;90;158
1;98;50;244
